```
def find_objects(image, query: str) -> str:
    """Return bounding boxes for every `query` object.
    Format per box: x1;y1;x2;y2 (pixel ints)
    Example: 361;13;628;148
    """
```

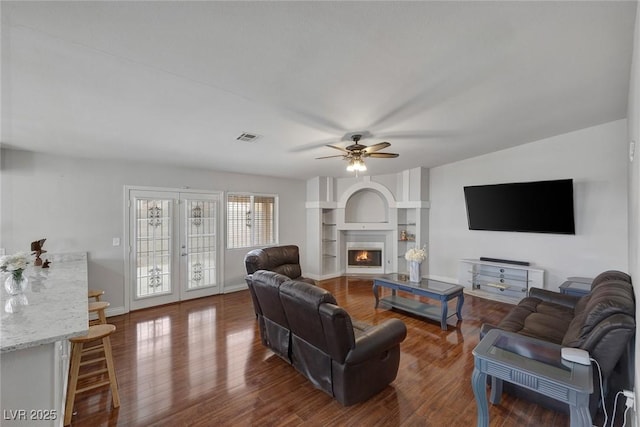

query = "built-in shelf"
306;172;430;280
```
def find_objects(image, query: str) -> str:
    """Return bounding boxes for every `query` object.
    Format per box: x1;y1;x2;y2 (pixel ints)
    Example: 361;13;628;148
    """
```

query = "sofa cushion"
591;270;632;290
562;279;635;348
495;298;574;344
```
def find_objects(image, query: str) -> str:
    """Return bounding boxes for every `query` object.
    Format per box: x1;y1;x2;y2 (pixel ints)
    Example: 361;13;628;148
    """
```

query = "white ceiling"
1;1;636;180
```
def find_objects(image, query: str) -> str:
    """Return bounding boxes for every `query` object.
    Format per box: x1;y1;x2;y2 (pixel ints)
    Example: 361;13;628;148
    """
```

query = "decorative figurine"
31;238;47;267
42;259;51;268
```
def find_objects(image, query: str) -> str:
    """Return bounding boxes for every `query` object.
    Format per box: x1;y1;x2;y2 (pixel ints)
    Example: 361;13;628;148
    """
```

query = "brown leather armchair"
244;245;315;284
244;245;315;317
279;280;407;406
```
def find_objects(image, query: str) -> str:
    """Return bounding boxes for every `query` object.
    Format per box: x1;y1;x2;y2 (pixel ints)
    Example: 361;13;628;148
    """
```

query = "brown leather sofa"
480;270;635;415
248;270;407;406
244;245;316;316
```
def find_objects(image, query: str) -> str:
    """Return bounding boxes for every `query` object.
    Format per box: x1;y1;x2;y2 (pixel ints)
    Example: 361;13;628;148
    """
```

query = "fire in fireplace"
347;249;382;268
346;241;385;274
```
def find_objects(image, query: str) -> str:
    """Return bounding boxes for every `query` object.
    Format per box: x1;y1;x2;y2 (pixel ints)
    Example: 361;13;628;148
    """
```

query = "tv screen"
463;179;575;234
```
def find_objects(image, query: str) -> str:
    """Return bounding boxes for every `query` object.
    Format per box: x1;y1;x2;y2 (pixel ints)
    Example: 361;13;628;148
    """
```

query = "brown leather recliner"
244;245;315;284
279;280;407;406
249;270;291;362
244;245;316;317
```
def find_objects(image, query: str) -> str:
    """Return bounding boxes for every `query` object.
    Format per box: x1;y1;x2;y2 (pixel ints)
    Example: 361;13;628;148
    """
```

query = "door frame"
123;185;224;313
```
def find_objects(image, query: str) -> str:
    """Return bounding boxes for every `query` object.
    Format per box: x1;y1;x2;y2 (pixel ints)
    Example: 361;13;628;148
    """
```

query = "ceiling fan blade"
325;144;349;153
366;152;399;158
363;142;391;153
315;154;347;160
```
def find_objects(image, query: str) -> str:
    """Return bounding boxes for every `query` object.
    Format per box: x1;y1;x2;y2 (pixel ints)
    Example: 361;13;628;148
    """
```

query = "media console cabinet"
458;259;544;304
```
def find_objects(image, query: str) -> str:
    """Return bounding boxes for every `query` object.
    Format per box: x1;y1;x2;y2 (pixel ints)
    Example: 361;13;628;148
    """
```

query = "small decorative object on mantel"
42;259;51;268
1;252;30;295
31;238;47;267
405;245;428;283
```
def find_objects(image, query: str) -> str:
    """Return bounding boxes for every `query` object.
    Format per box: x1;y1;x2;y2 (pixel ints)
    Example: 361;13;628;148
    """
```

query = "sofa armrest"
480;323;498;339
345;319;407;365
528;287;580;309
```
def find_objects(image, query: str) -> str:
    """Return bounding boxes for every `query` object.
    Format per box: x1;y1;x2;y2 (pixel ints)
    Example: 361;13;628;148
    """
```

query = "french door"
127;188;222;311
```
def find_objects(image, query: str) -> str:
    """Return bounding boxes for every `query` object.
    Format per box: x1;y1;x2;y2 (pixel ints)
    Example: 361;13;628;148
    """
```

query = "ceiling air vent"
236;132;261;142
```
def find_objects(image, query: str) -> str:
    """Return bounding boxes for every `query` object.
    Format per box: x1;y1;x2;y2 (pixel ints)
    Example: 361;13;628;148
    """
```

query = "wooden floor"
69;277;577;426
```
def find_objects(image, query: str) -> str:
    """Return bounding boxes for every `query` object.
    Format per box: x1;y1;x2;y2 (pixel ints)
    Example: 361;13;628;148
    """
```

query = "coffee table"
372;274;464;330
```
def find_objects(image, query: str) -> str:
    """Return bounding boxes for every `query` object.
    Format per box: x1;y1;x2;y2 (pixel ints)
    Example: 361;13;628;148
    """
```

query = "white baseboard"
224;282;248;293
94;306;127;321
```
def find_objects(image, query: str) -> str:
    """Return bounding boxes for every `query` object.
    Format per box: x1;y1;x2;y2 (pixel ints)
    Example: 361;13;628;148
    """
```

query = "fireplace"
346;242;384;274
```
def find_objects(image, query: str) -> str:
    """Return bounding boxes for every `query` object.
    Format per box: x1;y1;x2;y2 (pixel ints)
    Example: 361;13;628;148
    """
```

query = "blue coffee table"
373;274;464;330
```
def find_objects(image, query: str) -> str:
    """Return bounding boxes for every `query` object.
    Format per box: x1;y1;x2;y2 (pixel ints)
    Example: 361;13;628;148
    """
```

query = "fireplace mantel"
305;169;430;280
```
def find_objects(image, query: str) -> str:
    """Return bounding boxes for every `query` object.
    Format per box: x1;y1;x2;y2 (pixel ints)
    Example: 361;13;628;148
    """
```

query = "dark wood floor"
70;277;576;426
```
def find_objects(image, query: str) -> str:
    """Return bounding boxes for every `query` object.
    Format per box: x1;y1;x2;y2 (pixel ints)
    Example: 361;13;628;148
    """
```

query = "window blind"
227;194;276;248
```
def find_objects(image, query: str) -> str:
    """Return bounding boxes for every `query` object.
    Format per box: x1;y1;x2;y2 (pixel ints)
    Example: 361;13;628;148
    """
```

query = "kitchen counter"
0;252;89;353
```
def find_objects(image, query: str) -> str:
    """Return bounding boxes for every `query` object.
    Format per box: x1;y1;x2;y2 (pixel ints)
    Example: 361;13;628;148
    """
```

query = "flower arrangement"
0;252;29;281
405;245;427;263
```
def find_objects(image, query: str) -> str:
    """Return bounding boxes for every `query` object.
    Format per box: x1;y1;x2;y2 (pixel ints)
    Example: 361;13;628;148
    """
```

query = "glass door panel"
128;189;221;310
181;197;219;300
136;199;173;298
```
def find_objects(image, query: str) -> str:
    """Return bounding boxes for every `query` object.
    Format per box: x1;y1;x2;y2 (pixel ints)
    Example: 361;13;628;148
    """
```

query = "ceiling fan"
316;134;399;173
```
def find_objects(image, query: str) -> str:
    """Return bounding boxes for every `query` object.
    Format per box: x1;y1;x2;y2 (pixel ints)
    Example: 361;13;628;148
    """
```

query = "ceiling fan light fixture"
346;158;366;172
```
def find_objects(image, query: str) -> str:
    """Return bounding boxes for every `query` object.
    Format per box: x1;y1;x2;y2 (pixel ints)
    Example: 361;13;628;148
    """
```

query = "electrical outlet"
112;237;121;247
624;389;635;409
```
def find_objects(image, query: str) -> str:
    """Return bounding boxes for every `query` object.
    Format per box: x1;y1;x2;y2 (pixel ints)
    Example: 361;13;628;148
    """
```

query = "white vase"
4;274;28;296
409;261;421;283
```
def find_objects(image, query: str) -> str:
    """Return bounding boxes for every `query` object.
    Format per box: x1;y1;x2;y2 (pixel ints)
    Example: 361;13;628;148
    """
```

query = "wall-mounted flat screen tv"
463;179;575;234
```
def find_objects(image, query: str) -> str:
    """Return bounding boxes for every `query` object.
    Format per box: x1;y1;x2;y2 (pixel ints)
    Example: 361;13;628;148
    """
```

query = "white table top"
0;252;89;353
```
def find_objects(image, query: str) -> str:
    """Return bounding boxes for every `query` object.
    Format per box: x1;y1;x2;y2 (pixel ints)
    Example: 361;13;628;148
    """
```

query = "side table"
472;329;593;427
559;280;591;297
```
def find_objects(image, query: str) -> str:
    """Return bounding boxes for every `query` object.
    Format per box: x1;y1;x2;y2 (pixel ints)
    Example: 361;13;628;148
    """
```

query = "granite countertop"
0;252;89;353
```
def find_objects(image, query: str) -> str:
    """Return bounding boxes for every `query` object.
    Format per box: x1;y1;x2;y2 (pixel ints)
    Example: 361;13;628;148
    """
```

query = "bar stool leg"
64;341;83;426
98;310;107;325
102;334;120;408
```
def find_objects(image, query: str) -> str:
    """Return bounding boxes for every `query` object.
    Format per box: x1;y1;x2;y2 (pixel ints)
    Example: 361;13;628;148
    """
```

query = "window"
226;193;277;248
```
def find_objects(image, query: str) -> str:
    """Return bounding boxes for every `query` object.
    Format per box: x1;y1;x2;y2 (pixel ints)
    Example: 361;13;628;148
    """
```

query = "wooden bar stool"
88;301;109;325
64;324;120;426
88;289;105;301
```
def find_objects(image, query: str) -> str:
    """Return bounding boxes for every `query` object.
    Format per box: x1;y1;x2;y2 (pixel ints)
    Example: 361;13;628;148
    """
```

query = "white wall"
429;119;629;290
0;148;307;313
627;3;640;424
